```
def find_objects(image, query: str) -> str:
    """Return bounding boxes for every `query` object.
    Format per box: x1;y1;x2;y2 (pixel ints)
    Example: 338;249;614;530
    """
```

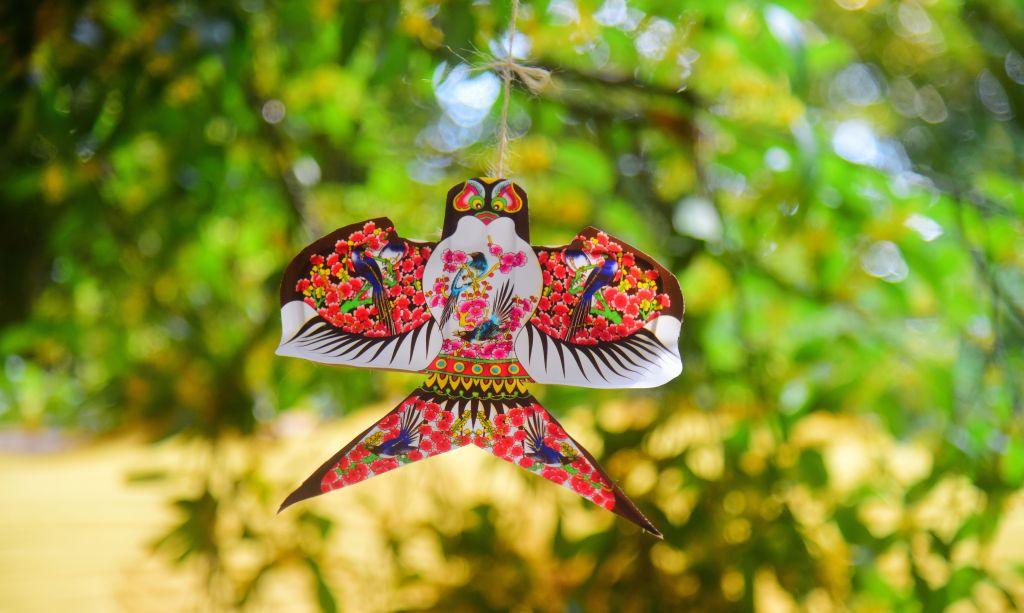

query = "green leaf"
1001;438;1024;487
798;448;828;488
554;139;615;193
305;559;339;613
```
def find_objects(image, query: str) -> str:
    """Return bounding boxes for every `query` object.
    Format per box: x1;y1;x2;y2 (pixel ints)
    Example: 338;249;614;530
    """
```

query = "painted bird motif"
564;254;618;341
349;246;396;335
276;178;685;537
522;412;571;465
369;408;424;457
439;251;488;329
453;281;515;342
379;233;409;261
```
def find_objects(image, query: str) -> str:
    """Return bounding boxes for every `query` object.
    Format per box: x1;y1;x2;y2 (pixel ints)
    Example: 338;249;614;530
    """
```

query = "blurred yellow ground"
3;408;1024;612
0;405;577;612
0;435;196;612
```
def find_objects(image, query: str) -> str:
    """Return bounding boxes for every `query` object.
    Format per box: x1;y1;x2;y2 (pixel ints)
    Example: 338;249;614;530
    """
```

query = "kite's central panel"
422;215;542;361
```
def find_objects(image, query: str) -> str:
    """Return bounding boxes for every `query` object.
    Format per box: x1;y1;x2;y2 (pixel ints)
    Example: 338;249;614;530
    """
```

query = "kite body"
276;178;683;536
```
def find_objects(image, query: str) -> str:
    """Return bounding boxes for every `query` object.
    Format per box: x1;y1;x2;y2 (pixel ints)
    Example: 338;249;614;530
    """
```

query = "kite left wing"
277;218;441;373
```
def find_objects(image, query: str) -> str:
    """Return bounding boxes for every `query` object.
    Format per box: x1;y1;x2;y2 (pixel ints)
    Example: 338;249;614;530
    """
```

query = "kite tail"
279;385;662;537
477;396;663;538
278;388;465;512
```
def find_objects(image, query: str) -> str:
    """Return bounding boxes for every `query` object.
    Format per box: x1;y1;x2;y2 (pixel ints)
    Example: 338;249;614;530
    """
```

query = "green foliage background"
2;0;1024;610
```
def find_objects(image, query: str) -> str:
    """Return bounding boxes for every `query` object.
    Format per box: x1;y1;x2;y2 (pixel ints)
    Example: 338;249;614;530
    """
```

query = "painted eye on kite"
453;181;485;212
493;181;523;214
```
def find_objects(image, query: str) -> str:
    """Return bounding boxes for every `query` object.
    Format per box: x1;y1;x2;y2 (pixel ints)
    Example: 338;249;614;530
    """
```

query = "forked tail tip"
277;484;316;514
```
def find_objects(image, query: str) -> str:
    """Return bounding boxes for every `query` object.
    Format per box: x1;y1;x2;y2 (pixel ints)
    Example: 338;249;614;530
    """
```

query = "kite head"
442;178;530;242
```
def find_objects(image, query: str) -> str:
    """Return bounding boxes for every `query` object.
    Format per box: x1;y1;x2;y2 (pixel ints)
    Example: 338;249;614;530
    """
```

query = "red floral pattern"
320;397;456;493
320;399;616;512
487;404;615;510
532;231;672;345
296;222;433;337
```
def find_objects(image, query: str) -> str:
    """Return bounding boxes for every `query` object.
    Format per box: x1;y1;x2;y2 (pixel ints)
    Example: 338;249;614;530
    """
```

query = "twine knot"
480;57;551;94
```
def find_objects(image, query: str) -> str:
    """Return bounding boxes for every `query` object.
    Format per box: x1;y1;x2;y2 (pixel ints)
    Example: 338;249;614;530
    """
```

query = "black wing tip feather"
521;323;671;385
282;314;440;368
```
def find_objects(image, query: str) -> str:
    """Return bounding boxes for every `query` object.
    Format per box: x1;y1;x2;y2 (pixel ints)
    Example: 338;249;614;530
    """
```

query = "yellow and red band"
425;355;531;380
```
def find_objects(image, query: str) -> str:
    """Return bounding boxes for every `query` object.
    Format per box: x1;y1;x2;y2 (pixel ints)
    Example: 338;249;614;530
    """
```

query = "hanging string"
483;0;551;178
